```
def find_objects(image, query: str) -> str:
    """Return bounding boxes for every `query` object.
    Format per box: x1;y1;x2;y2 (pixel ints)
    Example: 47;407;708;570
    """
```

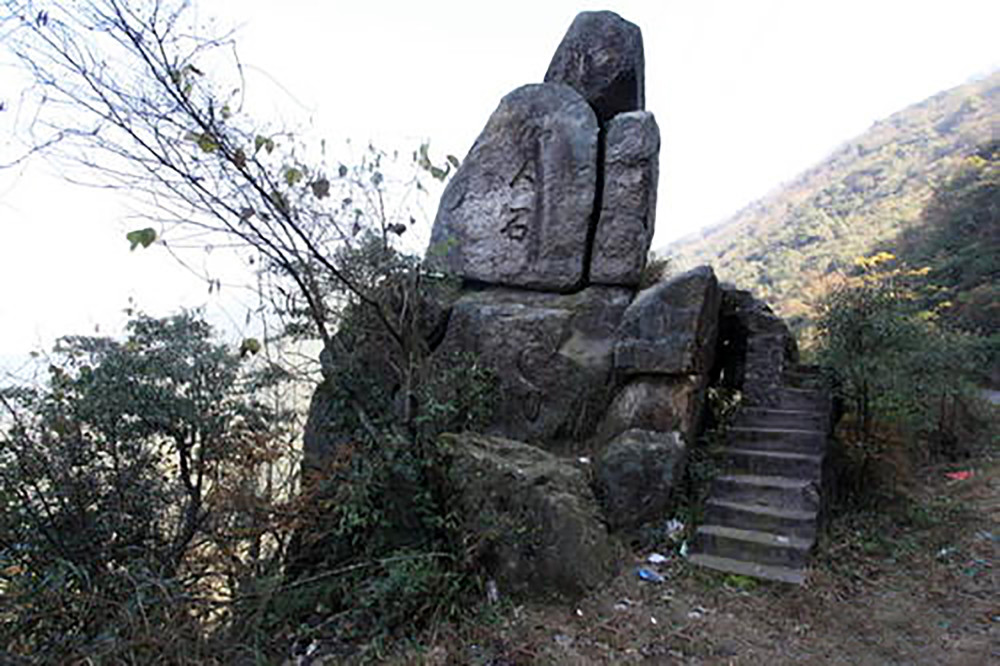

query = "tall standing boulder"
544;11;645;124
590;111;660;286
427;83;599;291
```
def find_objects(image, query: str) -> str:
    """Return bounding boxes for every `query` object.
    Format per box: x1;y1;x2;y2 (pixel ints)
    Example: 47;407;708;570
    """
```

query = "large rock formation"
304;10;807;601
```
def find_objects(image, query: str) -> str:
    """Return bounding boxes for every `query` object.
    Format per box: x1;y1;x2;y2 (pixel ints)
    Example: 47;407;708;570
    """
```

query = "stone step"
724;448;823;480
712;474;821;513
687;552;806;585
692;525;814;568
772;387;829;411
735;407;828;430
704;498;817;539
784;374;826;390
727;425;827;452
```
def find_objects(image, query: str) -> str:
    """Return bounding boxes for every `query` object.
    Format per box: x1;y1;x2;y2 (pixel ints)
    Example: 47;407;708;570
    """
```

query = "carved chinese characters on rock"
427;83;598;291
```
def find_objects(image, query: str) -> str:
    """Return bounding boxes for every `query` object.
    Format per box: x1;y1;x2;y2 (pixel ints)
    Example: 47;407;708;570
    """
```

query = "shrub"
816;252;988;476
0;312;296;662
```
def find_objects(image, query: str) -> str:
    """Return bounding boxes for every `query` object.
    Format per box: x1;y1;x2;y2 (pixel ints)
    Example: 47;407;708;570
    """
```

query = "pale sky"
1;0;998;373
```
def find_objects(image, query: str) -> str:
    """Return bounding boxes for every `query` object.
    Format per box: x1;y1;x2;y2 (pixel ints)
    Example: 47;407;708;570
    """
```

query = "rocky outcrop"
544;11;645;124
302;10;813;600
427;84;599;291
444;433;620;598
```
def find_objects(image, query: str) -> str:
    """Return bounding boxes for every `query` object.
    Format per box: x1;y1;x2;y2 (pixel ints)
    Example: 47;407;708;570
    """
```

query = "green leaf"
126;228;157;251
447;154;460;168
338;164;348;178
196;133;218;153
254;135;275;155
240;338;262;357
284;167;303;186
430;165;448;181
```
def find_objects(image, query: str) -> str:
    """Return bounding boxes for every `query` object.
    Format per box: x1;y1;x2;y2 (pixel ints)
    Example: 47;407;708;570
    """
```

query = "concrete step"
725;448;823;480
704;498;818;539
692;525;814;568
687;552;805;585
735;407;828;430
712;474;821;513
727;425;827;452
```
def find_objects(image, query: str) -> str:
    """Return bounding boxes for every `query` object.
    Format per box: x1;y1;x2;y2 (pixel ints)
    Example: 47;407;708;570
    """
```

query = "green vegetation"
815;253;986;455
0;313;297;662
666;71;999;344
896;140;999;341
1;0;492;660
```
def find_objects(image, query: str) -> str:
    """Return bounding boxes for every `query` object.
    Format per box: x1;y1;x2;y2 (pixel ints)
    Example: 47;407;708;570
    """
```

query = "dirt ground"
369;452;998;666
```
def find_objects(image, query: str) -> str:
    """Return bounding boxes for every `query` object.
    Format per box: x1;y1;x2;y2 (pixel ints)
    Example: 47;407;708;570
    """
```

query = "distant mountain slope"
664;70;999;331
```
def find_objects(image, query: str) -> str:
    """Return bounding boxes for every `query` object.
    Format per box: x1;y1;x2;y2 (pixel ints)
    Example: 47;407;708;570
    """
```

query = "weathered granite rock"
544;10;645;124
444;433;620;599
590;111;660;285
599;375;708;446
615;266;721;375
427;83;598;291
595;428;686;530
433;286;632;446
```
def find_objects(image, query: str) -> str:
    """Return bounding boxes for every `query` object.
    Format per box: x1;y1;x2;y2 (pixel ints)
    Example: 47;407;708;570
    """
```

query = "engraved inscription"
501;159;534;241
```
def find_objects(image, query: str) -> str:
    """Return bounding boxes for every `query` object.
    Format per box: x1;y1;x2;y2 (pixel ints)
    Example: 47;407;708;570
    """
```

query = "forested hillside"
664;70;999;335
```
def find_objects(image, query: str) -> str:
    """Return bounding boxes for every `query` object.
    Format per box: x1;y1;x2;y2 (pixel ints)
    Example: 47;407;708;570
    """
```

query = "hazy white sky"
1;0;998;372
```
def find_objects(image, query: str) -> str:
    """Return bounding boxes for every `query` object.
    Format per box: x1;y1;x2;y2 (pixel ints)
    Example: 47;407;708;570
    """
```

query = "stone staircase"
689;365;833;584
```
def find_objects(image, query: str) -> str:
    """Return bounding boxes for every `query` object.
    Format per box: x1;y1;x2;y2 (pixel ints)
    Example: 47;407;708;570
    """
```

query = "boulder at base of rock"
595;428;686;530
615;265;721;375
432;286;632;446
427;83;598;291
544;11;645;124
599;375;709;445
443;433;620;599
590;111;660;286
